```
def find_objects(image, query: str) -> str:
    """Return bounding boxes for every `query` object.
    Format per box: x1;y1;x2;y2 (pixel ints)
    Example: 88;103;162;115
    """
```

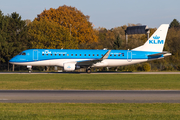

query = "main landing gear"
86;67;91;73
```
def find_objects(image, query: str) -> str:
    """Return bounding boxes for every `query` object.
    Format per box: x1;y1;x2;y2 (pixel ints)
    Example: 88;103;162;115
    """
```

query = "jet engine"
63;63;76;71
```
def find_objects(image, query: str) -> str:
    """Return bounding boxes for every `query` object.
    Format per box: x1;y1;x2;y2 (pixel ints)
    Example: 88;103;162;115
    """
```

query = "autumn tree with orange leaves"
35;5;98;46
28;19;78;49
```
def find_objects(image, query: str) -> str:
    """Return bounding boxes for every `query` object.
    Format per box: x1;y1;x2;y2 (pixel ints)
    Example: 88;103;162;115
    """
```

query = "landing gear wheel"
86;68;91;73
27;65;32;73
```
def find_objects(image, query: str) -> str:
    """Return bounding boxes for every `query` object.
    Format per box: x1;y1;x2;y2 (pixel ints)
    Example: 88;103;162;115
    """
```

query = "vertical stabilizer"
132;24;169;52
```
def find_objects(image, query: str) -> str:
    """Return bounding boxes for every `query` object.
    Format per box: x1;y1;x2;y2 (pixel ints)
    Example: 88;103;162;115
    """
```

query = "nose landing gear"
27;65;32;73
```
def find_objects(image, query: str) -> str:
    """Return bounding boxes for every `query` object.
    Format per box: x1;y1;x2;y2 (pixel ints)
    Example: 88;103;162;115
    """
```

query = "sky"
0;0;180;29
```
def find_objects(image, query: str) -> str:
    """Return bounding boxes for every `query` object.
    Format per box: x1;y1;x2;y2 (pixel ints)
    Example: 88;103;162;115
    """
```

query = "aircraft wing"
148;51;171;57
76;50;111;66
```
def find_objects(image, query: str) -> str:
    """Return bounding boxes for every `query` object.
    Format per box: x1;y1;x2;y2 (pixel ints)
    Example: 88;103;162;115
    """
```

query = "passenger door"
33;50;38;61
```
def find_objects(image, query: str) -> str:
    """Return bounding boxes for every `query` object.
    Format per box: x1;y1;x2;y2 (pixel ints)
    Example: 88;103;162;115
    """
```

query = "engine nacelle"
63;63;76;71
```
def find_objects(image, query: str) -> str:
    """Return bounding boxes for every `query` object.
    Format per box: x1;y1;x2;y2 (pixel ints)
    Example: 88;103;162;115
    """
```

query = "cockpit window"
18;52;26;55
22;52;26;55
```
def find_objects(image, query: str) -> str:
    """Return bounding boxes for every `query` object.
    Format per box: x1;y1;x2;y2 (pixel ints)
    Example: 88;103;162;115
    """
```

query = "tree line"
0;5;180;71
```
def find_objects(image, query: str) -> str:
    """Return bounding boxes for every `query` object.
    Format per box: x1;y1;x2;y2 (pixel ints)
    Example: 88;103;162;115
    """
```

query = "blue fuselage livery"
9;24;171;72
9;49;166;72
10;49;162;63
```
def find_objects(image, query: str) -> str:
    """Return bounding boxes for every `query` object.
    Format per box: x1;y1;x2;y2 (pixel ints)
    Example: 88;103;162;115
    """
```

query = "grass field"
1;74;180;120
0;103;180;120
0;74;180;90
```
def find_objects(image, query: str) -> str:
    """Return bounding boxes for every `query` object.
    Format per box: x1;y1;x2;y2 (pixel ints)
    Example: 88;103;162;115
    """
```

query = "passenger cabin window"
55;54;56;56
118;54;120;56
110;54;112;56
46;54;48;56
114;54;116;56
89;54;90;56
75;54;77;56
51;54;52;56
80;54;81;56
97;54;99;56
67;54;69;56
59;54;61;56
63;54;65;56
93;54;94;56
122;53;124;56
101;54;103;56
84;54;86;56
42;54;44;56
71;54;73;56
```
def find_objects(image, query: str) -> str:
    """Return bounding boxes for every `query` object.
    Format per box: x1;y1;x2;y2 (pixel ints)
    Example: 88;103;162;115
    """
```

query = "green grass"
1;75;180;120
0;74;180;90
0;103;180;120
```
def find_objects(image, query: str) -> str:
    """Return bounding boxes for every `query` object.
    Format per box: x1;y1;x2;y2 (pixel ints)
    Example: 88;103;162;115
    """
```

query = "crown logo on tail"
153;35;160;39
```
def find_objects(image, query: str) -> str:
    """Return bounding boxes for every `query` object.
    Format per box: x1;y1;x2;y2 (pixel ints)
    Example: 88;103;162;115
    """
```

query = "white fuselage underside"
12;59;148;67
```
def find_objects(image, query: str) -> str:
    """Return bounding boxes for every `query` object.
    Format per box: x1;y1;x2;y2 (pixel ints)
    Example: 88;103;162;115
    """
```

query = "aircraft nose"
9;57;17;63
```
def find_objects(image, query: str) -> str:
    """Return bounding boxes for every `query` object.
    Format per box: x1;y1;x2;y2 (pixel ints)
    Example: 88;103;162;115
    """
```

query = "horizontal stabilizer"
148;51;171;57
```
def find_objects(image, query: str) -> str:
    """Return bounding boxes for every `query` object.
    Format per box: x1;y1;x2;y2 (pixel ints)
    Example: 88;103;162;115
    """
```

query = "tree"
28;19;78;49
24;19;31;26
105;30;115;49
95;27;116;49
170;19;180;28
35;5;98;46
113;25;127;49
113;35;122;50
0;10;6;64
6;12;29;61
0;11;29;64
166;27;180;64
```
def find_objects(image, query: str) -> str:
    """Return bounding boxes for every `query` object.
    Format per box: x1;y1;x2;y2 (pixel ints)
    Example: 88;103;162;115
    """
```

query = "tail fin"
132;24;169;52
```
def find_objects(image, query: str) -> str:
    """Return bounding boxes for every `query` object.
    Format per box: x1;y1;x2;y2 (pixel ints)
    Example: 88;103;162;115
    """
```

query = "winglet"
101;50;111;60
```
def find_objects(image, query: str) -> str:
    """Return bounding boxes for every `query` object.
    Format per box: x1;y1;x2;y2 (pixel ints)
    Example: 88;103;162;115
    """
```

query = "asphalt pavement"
0;72;180;74
0;90;180;103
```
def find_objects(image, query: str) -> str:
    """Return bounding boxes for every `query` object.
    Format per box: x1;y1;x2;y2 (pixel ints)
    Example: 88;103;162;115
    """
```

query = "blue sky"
0;0;180;29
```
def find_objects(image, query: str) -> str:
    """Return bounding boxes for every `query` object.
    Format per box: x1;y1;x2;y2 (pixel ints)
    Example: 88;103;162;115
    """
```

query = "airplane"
10;24;171;73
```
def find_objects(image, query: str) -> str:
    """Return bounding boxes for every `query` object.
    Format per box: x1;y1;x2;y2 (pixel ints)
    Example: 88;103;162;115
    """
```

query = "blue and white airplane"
10;24;171;73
